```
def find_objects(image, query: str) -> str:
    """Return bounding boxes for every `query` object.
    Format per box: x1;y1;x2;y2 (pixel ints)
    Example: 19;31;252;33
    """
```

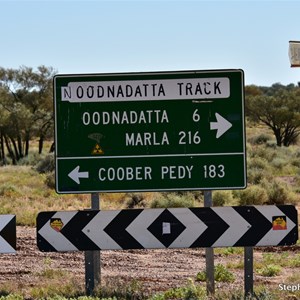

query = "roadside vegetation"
1;130;299;227
0;141;299;299
0;68;300;299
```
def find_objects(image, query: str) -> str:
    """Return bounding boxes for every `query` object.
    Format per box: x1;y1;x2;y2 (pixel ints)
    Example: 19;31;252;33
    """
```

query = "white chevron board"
36;205;298;252
0;215;16;253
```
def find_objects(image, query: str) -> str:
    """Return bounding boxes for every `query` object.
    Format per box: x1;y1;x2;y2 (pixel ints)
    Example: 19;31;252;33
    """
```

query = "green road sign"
54;69;246;193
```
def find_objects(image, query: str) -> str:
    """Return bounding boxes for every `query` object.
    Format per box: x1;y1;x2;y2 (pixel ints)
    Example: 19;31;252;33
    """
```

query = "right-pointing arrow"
211;207;251;247
233;206;272;247
68;166;89;184
168;208;208;248
189;207;230;247
210;112;232;138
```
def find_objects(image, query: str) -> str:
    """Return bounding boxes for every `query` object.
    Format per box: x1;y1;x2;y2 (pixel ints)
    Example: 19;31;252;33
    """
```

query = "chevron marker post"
0;215;16;254
37;205;298;252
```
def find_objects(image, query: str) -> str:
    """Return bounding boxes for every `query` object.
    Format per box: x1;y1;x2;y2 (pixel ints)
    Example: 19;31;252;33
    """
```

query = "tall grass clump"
0;183;21;198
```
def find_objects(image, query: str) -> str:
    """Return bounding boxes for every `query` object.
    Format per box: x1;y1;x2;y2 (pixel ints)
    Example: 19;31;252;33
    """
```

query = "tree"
246;84;300;146
0;65;55;163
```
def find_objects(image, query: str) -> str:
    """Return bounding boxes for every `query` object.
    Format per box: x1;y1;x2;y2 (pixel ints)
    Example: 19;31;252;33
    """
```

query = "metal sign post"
204;190;214;295
244;247;254;298
85;193;100;295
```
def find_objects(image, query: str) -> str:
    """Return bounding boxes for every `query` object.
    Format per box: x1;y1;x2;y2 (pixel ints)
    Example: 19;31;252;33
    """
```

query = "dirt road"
0;226;298;298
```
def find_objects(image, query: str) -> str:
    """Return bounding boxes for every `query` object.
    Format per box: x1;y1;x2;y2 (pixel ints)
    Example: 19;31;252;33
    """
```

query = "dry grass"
0;165;91;225
0;165;159;225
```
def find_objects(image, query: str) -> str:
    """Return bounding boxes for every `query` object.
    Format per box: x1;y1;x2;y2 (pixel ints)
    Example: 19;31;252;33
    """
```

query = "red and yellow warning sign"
50;218;64;232
92;143;104;155
272;216;287;230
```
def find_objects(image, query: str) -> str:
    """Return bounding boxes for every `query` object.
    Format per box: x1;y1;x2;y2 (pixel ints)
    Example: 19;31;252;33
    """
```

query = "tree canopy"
1;66;300;165
0;65;56;164
245;83;300;146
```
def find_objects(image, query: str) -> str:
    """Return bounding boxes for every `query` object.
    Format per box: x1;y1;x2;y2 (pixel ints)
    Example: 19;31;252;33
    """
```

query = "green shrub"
150;278;206;300
35;153;55;173
266;140;277;149
247;157;269;170
0;183;21;198
270;157;286;170
217;247;243;256
125;193;146;208
18;152;44;166
236;185;268;206
260;178;296;205
0;295;23;300
214;264;235;282
196;264;235;283
247;168;270;184
212;190;233;206
99;278;145;300
247;145;276;162
248;133;272;145
45;171;55;189
150;193;195;208
291;157;300;168
287;254;300;267
257;264;281;277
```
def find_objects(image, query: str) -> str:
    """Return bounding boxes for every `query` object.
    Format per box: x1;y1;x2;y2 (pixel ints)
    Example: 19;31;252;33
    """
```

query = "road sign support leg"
204;191;215;295
85;193;101;296
244;246;254;298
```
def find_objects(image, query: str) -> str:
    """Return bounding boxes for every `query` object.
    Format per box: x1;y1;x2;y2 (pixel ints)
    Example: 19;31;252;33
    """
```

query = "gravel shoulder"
0;226;298;298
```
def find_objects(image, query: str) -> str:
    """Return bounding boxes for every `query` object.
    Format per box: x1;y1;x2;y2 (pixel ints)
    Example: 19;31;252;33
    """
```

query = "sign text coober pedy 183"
54;69;246;193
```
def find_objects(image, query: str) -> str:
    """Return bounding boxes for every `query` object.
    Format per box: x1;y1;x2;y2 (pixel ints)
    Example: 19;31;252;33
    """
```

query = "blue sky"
1;0;300;86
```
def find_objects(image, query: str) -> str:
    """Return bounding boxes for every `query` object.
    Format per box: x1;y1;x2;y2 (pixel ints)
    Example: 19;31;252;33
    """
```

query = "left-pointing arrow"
68;166;89;184
0;215;16;253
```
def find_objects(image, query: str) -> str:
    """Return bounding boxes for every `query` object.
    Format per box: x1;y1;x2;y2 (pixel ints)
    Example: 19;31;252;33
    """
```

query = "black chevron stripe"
37;233;58;252
233;206;272;246
276;205;298;246
278;226;298;246
37;211;57;231
36;211;58;252
104;209;144;249
0;216;16;250
189;207;230;247
60;210;100;250
276;205;298;224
